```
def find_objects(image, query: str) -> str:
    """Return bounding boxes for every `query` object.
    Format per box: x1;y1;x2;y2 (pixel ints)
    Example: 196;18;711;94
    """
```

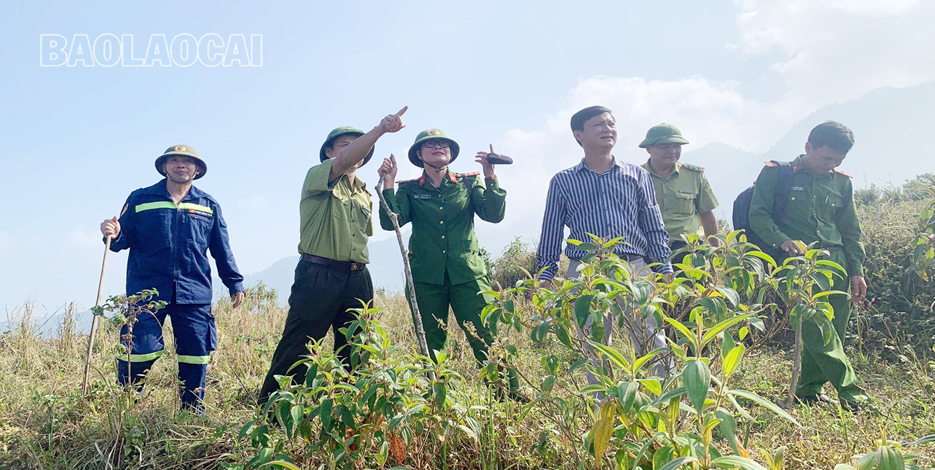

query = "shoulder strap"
772;160;794;218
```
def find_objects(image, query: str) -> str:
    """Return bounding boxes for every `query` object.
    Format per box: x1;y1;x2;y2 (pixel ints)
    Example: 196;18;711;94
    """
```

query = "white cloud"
479;74;773;254
731;0;935;111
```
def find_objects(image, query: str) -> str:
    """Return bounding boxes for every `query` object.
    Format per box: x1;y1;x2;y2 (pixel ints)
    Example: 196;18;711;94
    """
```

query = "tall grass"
1;282;933;469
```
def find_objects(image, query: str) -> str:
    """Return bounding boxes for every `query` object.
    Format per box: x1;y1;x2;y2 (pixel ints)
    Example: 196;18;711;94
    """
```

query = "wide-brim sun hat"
407;129;460;168
319;126;374;166
638;123;690;148
155;145;207;179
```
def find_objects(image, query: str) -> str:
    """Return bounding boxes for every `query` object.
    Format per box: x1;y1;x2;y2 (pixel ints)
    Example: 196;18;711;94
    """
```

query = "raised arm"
329;106;408;183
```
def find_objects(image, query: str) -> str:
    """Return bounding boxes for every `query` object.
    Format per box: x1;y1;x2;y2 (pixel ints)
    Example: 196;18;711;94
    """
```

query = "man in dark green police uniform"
259;107;407;405
639;123;720;250
749;120;870;409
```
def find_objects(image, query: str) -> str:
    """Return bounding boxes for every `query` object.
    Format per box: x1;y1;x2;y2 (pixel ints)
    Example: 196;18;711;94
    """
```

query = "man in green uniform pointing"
259;107;408;405
749;120;870;409
639;123;720;250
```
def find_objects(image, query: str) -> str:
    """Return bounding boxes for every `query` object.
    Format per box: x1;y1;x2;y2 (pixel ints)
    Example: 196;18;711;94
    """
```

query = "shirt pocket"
784;188;810;218
358;204;373;236
135;210;172;247
666;190;696;214
187;211;213;247
819;192;845;219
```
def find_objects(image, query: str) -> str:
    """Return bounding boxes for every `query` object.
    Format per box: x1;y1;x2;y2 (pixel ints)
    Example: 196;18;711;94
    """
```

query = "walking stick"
377;157;436;380
82;236;112;395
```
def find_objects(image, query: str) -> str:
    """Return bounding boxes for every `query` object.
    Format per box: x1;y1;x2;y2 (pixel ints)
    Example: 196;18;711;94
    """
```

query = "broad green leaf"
904;434;935;447
728;389;799;426
592;341;630;369
664;317;699;351
711;456;768;470
723;344;746;379
716;409;740;455
683;359;711;412
702;313;757;347
714;286;741;308
259;461;302;470
658;456;699;470
633;348;668;376
575;295;594;328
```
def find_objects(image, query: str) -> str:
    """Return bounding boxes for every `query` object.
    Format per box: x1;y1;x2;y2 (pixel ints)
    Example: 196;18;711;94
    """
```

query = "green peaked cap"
155;144;207;179
407;129;460;167
638;123;690;148
319;126;375;166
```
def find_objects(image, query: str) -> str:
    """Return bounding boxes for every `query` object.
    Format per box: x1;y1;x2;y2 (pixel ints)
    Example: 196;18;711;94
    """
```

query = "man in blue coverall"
100;145;245;411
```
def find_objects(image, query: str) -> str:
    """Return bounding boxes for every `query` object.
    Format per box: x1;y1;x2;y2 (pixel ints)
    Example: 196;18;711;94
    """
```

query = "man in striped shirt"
536;106;673;381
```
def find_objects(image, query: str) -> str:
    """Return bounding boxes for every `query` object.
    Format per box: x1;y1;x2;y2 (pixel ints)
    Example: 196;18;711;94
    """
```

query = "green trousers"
795;250;869;403
408;271;518;390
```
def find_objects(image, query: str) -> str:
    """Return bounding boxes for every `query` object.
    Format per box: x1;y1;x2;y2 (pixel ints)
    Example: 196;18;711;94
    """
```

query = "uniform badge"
175;145;186;152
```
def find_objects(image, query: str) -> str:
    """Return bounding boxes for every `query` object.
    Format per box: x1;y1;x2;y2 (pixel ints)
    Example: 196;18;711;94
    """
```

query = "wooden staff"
82;236;112;395
377;157;435;380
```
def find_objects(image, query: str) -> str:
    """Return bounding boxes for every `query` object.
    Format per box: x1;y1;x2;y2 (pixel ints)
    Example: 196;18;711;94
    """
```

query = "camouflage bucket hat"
319;126;374;167
155;145;207;179
407;129;460;168
638;123;690;148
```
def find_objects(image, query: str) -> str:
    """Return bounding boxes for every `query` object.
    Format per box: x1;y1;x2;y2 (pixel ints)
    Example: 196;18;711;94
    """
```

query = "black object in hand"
485;153;513;165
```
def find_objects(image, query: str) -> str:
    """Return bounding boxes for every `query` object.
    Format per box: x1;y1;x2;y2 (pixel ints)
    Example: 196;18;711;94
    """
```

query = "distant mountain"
227;81;935;301
683;81;935;227
764;81;935;188
216;236;407;304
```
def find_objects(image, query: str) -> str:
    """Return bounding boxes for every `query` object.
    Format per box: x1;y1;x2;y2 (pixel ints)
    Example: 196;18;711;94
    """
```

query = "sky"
2;0;934;317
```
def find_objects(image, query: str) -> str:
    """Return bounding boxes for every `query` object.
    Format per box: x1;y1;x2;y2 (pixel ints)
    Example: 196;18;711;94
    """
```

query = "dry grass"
0;287;933;469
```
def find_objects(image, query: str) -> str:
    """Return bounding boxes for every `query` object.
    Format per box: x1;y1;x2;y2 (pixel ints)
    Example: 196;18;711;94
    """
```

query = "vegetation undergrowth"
1;177;934;469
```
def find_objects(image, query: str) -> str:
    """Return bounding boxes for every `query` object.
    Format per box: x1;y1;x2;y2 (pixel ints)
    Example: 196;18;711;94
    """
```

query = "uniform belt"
823;245;843;253
300;254;366;271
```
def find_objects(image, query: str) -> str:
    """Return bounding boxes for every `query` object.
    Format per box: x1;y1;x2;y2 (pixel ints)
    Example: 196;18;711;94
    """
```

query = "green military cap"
639;123;690;148
408;129;461;167
319;126;375;166
155;145;207;179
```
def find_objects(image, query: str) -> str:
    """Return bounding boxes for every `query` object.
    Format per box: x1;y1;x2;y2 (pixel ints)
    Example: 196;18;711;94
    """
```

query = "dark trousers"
116;303;216;411
259;261;373;404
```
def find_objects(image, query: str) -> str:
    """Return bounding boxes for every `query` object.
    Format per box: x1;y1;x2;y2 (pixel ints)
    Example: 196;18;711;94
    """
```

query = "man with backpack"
747;121;870;410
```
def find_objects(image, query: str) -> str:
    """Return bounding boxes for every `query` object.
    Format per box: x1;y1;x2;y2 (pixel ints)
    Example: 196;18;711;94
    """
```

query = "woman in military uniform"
377;129;520;397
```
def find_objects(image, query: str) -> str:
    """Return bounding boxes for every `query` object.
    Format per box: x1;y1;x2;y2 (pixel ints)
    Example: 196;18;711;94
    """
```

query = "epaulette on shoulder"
457;171;481;178
834;168;853;178
764;161;778;167
681;163;704;172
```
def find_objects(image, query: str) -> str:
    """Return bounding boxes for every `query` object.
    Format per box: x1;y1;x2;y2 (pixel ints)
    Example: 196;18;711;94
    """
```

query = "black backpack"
732;161;793;261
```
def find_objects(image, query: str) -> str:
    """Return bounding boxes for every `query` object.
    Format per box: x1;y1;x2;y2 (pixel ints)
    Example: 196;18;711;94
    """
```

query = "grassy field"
1;286;933;470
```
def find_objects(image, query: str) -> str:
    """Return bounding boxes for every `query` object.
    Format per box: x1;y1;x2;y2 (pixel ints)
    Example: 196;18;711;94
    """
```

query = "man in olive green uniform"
639;123;719;250
259;107;407;405
749;120;869;409
377;129;520;396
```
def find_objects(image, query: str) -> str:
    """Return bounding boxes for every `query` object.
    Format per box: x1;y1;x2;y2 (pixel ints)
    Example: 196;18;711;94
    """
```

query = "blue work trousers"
116;303;216;411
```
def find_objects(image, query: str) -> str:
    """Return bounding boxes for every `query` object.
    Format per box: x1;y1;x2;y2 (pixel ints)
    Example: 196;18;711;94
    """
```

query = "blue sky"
2;0;934;315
